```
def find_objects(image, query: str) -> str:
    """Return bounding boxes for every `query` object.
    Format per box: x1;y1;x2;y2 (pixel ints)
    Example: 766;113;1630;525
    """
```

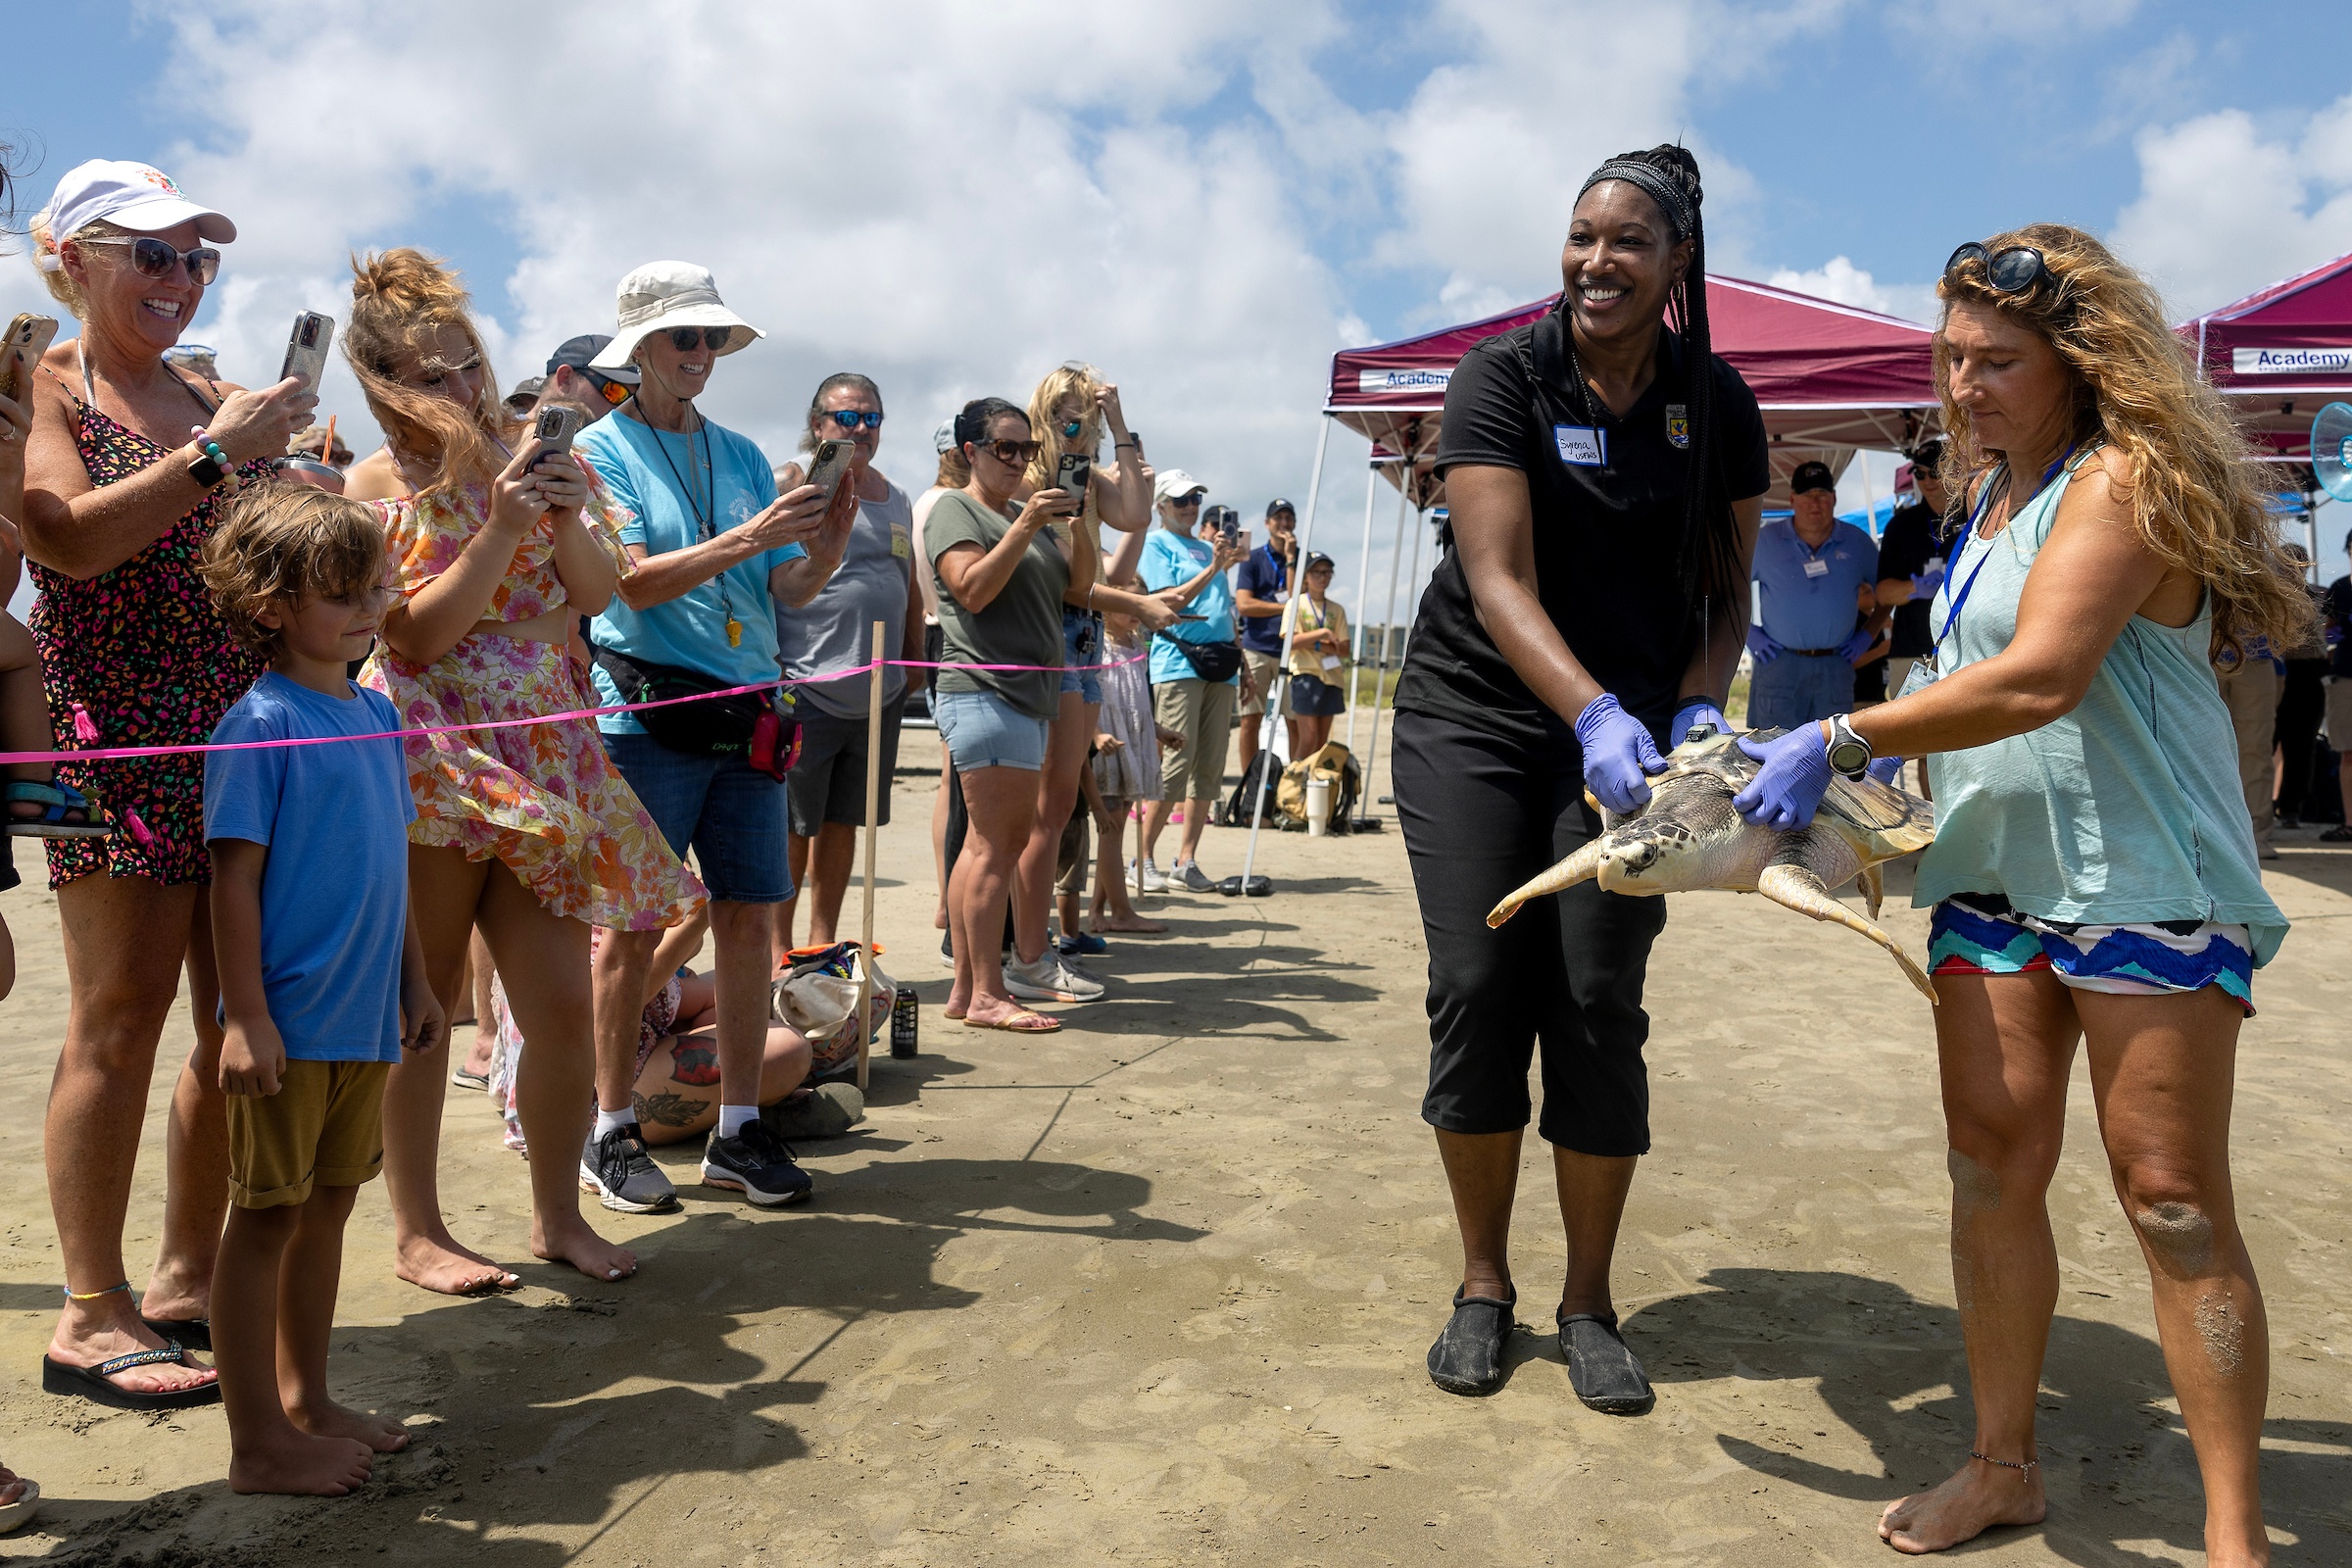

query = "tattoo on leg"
633;1090;709;1129
667;1037;720;1087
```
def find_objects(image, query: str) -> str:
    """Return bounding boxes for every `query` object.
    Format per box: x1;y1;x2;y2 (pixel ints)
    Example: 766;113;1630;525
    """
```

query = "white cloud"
1765;256;1937;325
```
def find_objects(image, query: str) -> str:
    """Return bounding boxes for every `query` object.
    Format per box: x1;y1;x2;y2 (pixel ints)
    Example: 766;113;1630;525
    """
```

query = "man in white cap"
1135;469;1250;892
577;262;855;1213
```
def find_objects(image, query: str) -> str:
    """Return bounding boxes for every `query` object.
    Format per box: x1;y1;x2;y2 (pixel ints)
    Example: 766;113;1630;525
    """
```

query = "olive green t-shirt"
926;491;1069;721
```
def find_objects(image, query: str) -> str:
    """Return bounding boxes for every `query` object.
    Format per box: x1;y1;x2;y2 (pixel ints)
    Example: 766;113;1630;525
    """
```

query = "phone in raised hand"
0;314;59;404
1054;453;1091;514
804;437;856;503
530;403;584;468
279;312;334;391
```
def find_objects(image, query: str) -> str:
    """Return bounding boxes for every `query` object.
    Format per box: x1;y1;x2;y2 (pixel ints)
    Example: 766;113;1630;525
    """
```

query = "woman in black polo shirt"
1394;145;1769;1408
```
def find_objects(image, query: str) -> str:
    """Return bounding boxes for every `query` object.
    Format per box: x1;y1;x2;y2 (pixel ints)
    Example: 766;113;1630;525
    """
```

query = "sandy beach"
0;729;2346;1566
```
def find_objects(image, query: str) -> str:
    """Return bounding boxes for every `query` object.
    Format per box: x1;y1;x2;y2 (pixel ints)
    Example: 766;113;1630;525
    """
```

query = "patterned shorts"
1928;893;2254;1015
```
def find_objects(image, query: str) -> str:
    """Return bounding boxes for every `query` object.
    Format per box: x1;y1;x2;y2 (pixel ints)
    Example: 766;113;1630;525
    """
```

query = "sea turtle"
1485;727;1940;1002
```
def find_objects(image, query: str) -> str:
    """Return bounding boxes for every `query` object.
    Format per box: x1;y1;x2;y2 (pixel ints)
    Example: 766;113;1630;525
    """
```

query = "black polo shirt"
1874;500;1951;660
1395;311;1770;753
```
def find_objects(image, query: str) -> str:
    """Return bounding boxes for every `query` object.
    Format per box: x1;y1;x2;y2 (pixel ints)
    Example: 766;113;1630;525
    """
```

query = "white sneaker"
1135;858;1168;893
1176;859;1218;893
1004;953;1107;1004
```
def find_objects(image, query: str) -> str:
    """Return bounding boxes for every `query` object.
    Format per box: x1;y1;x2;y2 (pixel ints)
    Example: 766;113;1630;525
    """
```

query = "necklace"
643;406;739;648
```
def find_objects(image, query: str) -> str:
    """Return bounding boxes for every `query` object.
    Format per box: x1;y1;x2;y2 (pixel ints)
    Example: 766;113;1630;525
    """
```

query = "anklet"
1970;1449;2038;1475
62;1280;131;1301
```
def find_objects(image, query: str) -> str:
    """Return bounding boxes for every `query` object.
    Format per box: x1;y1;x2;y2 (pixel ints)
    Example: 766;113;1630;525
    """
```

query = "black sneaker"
579;1123;677;1213
700;1121;813;1207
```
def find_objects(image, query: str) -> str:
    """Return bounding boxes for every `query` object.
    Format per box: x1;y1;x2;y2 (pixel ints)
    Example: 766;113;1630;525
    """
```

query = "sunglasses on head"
825;410;884;430
973;437;1042;465
1943;242;2053;299
663;325;733;353
76;235;220;286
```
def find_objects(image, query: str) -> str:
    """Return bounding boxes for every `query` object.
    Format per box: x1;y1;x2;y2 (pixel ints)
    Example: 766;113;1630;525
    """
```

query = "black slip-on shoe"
1559;1309;1653;1414
1426;1286;1516;1396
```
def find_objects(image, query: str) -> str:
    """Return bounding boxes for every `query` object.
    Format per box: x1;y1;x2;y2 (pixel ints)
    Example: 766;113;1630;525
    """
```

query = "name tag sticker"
1802;558;1831;578
1553;423;1605;467
890;527;911;559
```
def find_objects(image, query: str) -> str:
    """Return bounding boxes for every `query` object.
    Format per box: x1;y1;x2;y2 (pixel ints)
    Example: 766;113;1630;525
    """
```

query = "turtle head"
1594;834;1666;893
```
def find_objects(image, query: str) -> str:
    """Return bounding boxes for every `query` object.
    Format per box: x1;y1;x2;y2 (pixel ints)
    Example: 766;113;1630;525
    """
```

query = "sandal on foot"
959;1007;1060;1034
4;781;112;839
1427;1286;1516;1396
450;1064;490;1092
138;1314;211;1353
41;1345;220;1411
1558;1309;1653;1414
0;1478;41;1537
2322;825;2352;842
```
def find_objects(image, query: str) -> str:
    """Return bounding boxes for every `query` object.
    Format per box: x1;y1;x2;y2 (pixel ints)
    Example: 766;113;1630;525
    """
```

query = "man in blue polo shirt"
1747;460;1878;731
1233;498;1298;773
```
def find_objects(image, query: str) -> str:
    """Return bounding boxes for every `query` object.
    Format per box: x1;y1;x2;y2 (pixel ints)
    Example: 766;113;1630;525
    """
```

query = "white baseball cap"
933;417;956;455
1153;467;1206;503
590;261;762;370
34;160;235;271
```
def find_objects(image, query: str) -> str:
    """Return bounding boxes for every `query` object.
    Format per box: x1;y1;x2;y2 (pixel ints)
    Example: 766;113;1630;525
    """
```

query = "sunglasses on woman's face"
664;325;733;353
1060;418;1084;438
77;235;220;286
974;437;1042;465
825;410;884;430
1943;242;2051;298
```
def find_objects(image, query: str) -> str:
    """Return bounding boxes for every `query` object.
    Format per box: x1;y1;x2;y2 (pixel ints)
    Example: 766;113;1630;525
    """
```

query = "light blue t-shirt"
579;412;808;735
1139;527;1238;685
202;674;416;1063
1753;517;1879;651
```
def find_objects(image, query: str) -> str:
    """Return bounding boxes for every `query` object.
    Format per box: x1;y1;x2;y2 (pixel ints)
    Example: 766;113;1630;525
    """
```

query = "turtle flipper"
1861;862;1885;922
1487;839;1609;928
1755;861;1937;1004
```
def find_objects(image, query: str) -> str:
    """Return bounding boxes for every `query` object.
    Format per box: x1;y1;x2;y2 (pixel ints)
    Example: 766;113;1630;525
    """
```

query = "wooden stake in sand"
855;619;885;1092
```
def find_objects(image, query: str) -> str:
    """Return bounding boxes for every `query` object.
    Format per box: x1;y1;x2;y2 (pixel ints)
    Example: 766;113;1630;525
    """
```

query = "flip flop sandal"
959;1007;1061;1034
4;781;113;839
139;1314;211;1352
0;1478;41;1537
1558;1309;1654;1414
2322;825;2352;842
40;1345;220;1411
450;1064;490;1091
1427;1285;1516;1396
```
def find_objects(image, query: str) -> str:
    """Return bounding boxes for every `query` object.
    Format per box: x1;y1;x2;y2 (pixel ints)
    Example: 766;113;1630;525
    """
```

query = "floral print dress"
358;470;704;930
29;397;269;887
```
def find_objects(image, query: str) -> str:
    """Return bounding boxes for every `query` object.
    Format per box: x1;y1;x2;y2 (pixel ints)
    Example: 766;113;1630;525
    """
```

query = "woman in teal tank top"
1734;227;2314;1565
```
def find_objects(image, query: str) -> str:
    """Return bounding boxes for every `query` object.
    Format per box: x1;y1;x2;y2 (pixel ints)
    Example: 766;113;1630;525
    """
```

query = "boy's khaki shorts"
227;1059;392;1208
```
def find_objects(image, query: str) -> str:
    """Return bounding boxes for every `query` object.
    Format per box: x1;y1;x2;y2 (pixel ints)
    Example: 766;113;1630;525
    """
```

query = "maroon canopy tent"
2180;249;2352;462
1326;275;1939;509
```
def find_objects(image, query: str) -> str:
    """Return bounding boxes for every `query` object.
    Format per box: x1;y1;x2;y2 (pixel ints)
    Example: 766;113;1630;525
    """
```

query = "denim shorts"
1058;608;1102;705
602;729;793;904
934;688;1050;772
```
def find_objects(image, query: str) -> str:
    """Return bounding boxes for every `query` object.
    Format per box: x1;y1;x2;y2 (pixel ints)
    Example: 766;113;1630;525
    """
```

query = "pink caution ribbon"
2;650;1148;766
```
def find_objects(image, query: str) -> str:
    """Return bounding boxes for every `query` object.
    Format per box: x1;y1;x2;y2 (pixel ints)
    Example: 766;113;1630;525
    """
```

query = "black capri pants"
1392;707;1667;1157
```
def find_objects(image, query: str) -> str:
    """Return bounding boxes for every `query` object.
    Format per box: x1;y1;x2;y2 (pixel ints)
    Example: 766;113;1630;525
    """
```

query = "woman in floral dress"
347;250;701;1291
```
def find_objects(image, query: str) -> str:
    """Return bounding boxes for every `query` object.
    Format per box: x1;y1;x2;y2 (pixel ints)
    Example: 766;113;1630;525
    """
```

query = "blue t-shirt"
1140;527;1239;685
578;413;808;736
202;674;416;1063
1752;518;1879;651
1235;545;1291;654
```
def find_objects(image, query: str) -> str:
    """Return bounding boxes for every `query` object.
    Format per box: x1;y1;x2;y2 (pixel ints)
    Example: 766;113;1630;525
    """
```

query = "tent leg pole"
1343;460;1379;757
1237;418;1331;889
1355;484;1414;826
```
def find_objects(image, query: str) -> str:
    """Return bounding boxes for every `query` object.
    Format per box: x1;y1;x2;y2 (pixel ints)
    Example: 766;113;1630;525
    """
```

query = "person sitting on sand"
197;485;443;1494
1739;226;2307;1564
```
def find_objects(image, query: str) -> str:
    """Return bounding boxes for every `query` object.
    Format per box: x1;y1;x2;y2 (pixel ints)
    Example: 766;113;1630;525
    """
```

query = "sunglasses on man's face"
826;410;884;430
77;235;220;286
664;325;733;353
585;369;633;407
974;438;1042;465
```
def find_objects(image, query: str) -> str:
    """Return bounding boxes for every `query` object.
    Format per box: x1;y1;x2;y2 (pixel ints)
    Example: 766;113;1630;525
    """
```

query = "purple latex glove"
1867;754;1906;785
1838;628;1878;663
1575;693;1668;814
1744;625;1783;665
1734;722;1831;831
1671;699;1730;745
1908;565;1945;599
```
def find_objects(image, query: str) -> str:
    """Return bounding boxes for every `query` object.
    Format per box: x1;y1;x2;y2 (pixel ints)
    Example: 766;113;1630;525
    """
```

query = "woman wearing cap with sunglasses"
1392;145;1768;1413
1735;227;2306;1562
18;160;316;1409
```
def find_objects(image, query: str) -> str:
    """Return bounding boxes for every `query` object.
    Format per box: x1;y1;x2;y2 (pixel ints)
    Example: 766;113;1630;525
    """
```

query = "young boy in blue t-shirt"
198;486;442;1497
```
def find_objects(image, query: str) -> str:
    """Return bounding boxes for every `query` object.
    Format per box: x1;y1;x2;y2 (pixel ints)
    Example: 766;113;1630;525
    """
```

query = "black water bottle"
890;986;918;1058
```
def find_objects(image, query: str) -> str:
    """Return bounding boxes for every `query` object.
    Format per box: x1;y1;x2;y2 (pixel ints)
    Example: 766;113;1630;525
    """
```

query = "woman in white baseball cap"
18;159;314;1410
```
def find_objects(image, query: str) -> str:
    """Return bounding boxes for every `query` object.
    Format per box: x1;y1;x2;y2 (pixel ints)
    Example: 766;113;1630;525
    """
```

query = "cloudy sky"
12;0;2352;607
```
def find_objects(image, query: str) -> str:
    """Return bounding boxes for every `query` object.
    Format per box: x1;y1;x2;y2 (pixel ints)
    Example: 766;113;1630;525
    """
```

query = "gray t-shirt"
926;491;1069;721
776;474;914;719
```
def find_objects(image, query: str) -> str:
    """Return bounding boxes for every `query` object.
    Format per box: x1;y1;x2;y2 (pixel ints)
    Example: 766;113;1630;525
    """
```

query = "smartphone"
532;403;584;464
1219;509;1240;547
278;311;334;391
1054;453;1091;513
804;437;855;501
0;313;59;404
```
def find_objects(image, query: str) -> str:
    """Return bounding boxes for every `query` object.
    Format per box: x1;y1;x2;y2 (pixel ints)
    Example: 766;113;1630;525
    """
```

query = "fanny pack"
1163;634;1241;684
592;644;799;777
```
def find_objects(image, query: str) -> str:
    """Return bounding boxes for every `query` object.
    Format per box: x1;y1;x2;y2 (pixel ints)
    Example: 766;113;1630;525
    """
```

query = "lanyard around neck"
1934;445;2077;655
643;413;740;645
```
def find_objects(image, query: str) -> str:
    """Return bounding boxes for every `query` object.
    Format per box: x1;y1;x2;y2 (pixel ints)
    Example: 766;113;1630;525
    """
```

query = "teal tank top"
1911;457;2288;964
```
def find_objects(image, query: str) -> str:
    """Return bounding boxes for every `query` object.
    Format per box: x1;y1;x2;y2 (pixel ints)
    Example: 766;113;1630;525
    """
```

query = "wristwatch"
185;435;230;489
1825;713;1873;780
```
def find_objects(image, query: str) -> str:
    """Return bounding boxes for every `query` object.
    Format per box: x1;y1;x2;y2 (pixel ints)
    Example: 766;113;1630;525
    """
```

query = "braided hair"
1570;145;1739;615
